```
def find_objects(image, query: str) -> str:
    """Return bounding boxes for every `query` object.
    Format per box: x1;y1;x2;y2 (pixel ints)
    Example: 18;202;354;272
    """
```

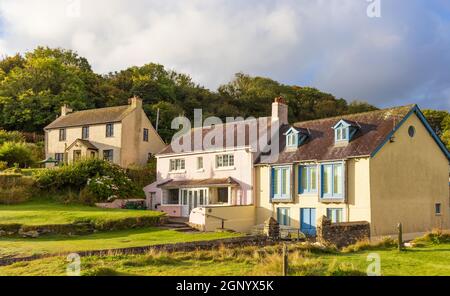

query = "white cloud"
0;0;449;110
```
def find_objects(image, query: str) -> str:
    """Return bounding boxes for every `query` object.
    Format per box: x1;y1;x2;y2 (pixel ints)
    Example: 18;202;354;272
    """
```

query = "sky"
0;0;450;111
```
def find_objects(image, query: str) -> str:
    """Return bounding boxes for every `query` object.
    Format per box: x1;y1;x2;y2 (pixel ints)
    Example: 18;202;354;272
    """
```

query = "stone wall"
316;216;370;248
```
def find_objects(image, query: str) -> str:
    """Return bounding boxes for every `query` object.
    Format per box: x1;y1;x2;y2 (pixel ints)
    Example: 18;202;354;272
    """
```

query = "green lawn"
0;227;242;259
1;242;449;276
0;201;164;226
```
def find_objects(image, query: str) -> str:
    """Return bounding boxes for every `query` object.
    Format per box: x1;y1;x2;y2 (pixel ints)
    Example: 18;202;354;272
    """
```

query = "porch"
157;177;242;218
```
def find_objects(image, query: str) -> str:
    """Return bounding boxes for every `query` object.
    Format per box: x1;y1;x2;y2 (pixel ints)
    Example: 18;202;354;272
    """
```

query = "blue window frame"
321;163;344;199
271;166;291;200
277;208;290;226
298;165;318;194
327;208;344;223
300;208;316;236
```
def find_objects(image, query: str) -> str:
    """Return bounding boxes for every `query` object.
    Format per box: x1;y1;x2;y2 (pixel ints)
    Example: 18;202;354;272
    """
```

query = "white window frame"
169;158;186;172
215;154;235;169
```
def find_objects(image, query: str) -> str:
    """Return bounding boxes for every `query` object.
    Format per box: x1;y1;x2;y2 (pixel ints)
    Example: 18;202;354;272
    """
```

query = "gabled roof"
45;105;133;130
66;139;99;151
257;104;448;164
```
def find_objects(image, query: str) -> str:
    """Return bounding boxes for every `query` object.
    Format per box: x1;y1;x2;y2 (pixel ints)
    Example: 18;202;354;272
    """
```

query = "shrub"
0;161;7;171
0;174;34;204
342;237;396;253
0;130;25;145
35;159;142;199
0;142;34;168
126;161;156;188
413;229;450;245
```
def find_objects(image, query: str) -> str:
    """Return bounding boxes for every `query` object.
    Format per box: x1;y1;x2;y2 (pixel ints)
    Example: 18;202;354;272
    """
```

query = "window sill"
214;166;236;172
169;170;186;174
298;192;318;197
271;198;294;203
196;169;205;173
320;197;345;203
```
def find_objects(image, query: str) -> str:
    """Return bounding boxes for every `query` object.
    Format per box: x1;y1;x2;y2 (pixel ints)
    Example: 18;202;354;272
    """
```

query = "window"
408;126;416;138
164;189;180;205
327;208;344;223
170;159;185;172
286;133;298;148
299;165;317;194
216;154;234;168
82;126;89;139
335;126;348;142
277;208;290;226
103;150;114;162
59;129;66;141
90;151;96;158
143;128;149;142
271;166;291;200
218;188;229;203
197;157;204;170
321;163;344;199
435;203;441;215
55;153;64;163
106;123;114;137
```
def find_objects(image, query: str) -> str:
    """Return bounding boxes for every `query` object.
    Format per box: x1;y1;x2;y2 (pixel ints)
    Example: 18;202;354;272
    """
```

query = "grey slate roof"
45;105;133;130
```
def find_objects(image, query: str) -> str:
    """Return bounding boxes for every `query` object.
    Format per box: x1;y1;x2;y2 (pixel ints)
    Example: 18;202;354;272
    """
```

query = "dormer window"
285;127;309;149
333;120;359;144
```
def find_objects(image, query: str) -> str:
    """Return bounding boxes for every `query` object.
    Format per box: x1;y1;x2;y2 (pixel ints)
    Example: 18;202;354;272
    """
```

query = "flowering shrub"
34;159;143;203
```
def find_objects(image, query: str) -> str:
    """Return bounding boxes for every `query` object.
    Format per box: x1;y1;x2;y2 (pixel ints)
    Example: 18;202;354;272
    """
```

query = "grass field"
1;241;449;276
0;201;164;226
0;227;242;259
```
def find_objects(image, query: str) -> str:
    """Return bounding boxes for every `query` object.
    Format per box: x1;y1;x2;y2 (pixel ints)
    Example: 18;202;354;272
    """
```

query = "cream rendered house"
44;97;166;168
147;98;450;239
255;102;450;239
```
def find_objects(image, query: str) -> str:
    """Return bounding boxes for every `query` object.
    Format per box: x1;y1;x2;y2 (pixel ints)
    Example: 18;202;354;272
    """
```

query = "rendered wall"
370;113;450;237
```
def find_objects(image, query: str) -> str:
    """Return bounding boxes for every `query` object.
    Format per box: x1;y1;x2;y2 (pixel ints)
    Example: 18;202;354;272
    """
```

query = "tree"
0;47;99;132
0;142;34;168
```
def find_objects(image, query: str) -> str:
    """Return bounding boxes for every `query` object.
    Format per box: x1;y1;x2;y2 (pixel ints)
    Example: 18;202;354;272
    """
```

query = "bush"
0;130;25;145
0;161;7;171
342;237;396;253
34;159;143;203
0;142;34;168
413;229;450;245
0;174;34;204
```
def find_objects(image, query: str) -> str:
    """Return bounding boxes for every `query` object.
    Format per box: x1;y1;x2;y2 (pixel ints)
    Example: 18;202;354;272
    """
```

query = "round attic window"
408;126;416;138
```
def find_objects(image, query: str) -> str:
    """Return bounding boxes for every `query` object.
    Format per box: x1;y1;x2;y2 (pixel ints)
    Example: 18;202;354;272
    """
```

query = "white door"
180;188;208;217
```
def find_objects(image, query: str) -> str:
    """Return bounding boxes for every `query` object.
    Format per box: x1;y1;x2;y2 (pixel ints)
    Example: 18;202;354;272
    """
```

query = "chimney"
129;96;143;109
61;105;73;117
271;96;288;125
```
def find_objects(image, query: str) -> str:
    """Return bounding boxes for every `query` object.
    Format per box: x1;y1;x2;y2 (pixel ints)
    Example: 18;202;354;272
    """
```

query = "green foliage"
0;142;34;168
413;229;450;245
0;130;25;145
423;109;450;151
82;267;123;277
0;174;34;204
34;159;142;202
341;237;396;253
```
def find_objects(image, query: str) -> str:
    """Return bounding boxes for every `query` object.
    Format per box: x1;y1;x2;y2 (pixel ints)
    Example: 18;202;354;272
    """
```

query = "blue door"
300;208;316;236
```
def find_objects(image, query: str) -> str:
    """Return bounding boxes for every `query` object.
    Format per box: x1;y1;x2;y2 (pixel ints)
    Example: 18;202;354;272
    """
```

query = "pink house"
144;98;287;230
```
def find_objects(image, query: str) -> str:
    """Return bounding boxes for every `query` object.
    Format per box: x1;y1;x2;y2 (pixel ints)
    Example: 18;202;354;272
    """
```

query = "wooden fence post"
397;223;403;251
282;244;288;276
